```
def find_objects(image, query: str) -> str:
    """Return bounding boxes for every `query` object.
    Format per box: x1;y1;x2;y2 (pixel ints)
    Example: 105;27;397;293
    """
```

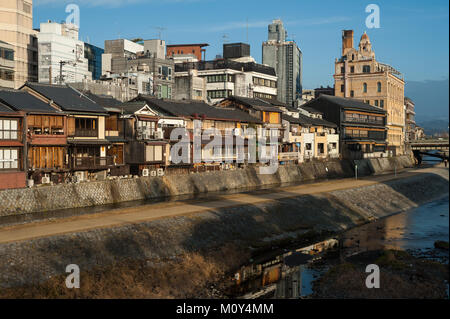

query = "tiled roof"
300;106;323;115
24;83;107;114
0;88;60;113
84;92;123;108
226;96;282;112
282;113;337;128
118;101;151;115
0;101;16;113
314;95;386;113
137;96;262;123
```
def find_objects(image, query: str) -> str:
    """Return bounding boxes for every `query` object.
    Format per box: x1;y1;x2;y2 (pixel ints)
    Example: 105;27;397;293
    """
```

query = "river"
231;194;449;299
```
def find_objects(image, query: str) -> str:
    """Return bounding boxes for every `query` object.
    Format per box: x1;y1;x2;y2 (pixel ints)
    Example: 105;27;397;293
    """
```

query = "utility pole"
59;60;66;85
49;66;52;85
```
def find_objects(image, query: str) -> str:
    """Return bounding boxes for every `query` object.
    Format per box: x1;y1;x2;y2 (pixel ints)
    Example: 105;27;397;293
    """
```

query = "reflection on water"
233;195;449;299
342;195;449;255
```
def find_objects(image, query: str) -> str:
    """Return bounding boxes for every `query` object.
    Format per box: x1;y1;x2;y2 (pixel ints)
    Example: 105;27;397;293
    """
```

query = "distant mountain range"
416;119;449;136
405;78;449;136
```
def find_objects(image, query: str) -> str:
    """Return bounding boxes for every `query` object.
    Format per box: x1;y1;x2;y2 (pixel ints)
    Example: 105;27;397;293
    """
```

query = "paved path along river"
0;165;447;245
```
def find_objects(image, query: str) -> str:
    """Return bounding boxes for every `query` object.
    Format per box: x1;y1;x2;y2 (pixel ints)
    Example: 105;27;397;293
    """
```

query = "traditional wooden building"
302;95;387;159
0;88;67;185
0;101;26;189
133;95;263;168
84;92;129;176
21;83;113;181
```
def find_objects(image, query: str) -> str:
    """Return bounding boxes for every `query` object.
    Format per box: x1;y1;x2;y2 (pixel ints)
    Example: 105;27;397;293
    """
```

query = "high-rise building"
0;40;15;88
84;43;104;81
103;38;174;100
404;97;416;142
262;19;302;106
0;0;38;88
174;43;278;104
334;30;405;155
37;21;92;84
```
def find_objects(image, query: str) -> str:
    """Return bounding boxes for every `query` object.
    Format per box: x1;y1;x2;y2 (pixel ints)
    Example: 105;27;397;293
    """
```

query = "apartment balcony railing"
71;156;114;170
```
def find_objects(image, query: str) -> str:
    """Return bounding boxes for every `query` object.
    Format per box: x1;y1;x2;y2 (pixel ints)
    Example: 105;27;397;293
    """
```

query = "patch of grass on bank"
312;249;449;299
0;245;249;299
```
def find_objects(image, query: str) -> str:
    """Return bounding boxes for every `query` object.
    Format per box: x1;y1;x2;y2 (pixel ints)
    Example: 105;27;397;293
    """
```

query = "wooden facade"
0;110;26;189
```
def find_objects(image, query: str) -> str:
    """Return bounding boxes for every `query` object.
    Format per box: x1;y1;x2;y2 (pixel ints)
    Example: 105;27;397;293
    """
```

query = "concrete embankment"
0;165;447;293
0;155;413;218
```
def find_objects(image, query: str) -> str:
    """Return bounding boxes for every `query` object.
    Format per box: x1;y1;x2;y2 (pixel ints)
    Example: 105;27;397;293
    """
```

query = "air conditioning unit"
157;168;165;177
41;176;51;184
75;171;85;182
151;170;157;177
27;179;34;188
154;131;163;139
142;169;150;177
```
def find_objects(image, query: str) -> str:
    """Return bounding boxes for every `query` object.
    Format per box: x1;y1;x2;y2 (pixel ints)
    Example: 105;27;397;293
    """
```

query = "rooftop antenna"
153;26;167;39
222;34;230;43
246;18;249;43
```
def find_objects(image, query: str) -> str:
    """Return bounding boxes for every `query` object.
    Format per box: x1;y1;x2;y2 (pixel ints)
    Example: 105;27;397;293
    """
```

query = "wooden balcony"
74;129;98;138
71;156;114;170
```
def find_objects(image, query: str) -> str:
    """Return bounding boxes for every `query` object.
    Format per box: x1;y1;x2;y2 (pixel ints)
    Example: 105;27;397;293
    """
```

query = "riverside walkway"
0;165;447;245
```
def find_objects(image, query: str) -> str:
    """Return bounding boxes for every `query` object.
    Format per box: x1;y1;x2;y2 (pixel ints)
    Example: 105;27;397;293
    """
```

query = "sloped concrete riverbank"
0;164;447;297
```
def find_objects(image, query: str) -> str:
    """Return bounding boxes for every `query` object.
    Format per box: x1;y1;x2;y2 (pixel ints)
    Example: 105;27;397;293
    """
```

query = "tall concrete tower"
262;19;302;105
0;0;38;88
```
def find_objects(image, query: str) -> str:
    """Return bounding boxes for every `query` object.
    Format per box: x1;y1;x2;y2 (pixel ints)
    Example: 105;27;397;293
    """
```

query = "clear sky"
33;0;449;119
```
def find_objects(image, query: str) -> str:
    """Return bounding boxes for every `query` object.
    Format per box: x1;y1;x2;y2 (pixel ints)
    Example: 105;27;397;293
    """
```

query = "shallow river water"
232;194;449;299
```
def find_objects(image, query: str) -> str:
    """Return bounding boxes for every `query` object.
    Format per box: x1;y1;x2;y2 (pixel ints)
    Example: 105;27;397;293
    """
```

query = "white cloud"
200;16;351;33
35;0;203;8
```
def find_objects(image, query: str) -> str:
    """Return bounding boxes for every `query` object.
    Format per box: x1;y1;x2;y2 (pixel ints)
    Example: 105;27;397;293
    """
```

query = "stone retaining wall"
0;156;414;217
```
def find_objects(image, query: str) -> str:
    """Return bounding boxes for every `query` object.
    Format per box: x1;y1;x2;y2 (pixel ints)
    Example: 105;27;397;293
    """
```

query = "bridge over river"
409;139;449;162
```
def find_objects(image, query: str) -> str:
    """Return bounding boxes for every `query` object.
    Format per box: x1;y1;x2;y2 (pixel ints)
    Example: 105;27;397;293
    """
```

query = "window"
363;83;367;93
0;148;19;169
306;143;312;151
341;67;345;74
207;74;234;83
350;66;355;73
254;92;276;100
0;119;19;140
374;100;379;107
253;77;276;88
0;69;14;81
22;2;31;14
207;90;232;99
377;82;382;92
380;100;384;108
159;66;172;81
362;65;371;73
350;90;354;97
75;118;98;137
0;47;14;61
340;85;345;93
